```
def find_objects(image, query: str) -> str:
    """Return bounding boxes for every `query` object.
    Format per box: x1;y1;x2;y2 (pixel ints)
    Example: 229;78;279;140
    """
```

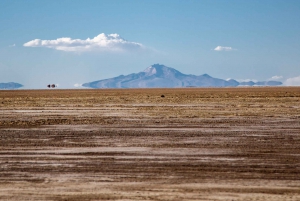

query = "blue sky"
1;0;300;88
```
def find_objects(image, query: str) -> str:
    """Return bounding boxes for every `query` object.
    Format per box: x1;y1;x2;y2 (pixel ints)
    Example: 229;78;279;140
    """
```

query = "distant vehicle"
47;84;57;88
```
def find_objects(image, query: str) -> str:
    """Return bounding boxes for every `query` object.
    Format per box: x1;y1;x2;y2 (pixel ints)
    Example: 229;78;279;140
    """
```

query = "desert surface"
0;87;299;201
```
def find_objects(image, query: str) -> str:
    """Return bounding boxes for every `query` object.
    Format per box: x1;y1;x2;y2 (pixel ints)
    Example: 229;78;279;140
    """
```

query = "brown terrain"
0;87;299;200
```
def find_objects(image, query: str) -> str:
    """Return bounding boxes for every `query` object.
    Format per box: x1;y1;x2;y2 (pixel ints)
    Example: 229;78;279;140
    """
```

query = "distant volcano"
82;64;282;88
0;82;23;89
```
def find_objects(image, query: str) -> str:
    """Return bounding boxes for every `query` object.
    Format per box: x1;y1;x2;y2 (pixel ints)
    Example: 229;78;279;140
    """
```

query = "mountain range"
0;82;23;89
82;64;282;88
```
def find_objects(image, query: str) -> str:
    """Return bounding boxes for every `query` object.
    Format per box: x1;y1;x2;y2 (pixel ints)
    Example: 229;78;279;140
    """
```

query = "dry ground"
0;87;299;200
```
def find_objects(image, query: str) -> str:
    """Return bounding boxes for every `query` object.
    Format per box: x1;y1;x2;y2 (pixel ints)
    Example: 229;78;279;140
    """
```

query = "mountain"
0;82;23;89
82;64;282;88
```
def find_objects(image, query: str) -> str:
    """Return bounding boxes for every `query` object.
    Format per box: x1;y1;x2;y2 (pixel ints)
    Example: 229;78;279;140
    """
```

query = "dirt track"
0;88;300;200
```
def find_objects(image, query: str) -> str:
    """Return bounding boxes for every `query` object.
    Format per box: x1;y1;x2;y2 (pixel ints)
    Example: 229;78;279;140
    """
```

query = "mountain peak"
201;74;211;78
143;64;179;77
151;63;165;68
143;66;157;76
143;63;165;71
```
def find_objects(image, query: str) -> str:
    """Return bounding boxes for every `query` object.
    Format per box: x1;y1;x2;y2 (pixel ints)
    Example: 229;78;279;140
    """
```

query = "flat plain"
0;87;299;200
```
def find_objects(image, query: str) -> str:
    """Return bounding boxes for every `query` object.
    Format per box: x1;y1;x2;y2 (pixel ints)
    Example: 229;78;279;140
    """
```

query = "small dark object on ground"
161;95;165;97
47;84;56;88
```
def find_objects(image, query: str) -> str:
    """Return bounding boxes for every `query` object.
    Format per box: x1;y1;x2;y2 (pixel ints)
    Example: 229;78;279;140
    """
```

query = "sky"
1;0;300;88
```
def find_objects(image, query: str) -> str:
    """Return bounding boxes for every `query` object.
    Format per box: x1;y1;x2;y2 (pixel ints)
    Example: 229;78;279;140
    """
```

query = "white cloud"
236;79;257;82
269;75;283;80
9;44;16;47
74;83;82;87
23;33;145;52
214;46;235;51
284;76;300;86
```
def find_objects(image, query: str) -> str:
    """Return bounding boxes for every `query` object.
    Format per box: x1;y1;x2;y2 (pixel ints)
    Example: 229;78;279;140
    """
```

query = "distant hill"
0;82;23;89
82;64;282;88
239;80;283;86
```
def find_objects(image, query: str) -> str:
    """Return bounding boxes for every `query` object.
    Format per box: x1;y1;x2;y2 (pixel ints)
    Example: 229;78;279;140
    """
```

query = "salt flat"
0;88;299;200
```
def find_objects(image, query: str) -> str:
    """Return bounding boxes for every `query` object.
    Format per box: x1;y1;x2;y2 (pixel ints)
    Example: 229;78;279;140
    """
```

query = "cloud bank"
214;46;235;51
284;75;300;86
24;33;145;52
